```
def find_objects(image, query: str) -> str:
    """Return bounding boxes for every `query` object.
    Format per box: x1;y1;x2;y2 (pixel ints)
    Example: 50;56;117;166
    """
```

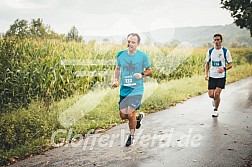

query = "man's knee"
127;112;136;121
209;94;214;98
215;88;222;97
214;92;221;98
120;110;128;119
127;114;134;120
208;91;214;98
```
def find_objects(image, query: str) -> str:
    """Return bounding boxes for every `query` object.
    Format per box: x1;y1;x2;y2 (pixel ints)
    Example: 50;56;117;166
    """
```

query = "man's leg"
120;107;136;146
208;77;216;108
214;87;222;110
127;106;137;136
208;89;215;108
120;95;141;146
119;97;136;137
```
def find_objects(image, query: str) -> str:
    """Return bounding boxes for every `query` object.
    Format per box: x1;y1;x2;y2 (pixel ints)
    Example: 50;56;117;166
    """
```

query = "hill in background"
169;23;252;47
84;24;252;47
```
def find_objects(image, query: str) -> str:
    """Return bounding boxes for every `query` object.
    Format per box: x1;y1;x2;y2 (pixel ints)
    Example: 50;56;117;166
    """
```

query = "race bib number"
212;61;222;67
123;76;136;87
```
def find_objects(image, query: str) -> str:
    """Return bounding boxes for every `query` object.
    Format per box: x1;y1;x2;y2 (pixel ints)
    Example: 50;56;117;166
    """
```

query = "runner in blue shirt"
112;33;152;146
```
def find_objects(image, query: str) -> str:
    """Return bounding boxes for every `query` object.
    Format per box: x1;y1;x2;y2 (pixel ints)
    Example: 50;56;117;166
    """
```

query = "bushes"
0;102;60;152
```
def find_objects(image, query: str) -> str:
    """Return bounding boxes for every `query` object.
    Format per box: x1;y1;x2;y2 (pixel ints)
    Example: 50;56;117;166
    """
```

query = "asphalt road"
12;77;252;167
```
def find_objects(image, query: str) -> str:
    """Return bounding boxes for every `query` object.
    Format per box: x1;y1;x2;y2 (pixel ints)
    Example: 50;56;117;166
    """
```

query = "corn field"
0;37;251;114
0;38;117;114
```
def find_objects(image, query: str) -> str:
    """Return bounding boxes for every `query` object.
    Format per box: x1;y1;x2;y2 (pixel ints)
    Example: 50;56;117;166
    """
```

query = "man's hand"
205;75;209;81
112;79;119;88
217;67;225;73
134;73;143;79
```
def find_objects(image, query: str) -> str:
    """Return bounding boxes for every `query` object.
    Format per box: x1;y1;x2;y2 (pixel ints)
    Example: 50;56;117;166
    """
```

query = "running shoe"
136;112;145;129
212;109;219;117
125;135;135;147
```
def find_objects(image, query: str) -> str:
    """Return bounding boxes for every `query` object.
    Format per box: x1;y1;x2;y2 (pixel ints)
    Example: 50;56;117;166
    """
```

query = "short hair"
127;33;141;43
213;33;223;41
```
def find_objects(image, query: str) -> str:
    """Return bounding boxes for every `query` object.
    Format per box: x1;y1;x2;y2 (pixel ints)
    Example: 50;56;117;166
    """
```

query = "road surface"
12;77;252;167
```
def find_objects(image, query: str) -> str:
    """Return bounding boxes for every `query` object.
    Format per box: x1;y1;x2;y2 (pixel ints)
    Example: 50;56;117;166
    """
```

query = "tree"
221;0;252;36
4;18;62;39
6;19;29;38
66;26;83;42
30;18;47;37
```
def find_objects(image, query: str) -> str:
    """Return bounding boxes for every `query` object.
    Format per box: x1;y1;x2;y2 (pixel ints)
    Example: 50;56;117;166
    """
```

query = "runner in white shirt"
205;34;233;117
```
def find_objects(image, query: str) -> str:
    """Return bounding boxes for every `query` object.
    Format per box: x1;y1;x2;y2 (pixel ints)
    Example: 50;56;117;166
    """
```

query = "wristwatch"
224;67;226;71
141;72;145;76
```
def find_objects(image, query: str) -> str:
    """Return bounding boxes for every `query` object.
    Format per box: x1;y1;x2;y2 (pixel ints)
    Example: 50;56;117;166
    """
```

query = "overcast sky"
0;0;234;36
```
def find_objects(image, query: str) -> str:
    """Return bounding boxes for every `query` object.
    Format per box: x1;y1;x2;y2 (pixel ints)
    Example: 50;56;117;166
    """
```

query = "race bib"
122;75;137;87
212;61;222;67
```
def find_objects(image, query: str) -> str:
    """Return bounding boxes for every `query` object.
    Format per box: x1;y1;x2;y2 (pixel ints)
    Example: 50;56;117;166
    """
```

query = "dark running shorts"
208;77;226;90
119;95;142;110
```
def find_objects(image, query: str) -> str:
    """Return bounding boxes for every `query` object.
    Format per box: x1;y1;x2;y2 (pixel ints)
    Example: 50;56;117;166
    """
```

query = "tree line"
2;18;83;42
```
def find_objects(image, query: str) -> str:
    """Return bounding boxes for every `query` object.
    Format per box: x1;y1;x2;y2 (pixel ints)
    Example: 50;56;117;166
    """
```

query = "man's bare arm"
112;66;120;87
205;62;210;80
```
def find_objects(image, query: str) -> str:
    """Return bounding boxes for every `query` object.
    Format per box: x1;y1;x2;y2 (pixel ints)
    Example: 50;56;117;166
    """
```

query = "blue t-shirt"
116;50;151;96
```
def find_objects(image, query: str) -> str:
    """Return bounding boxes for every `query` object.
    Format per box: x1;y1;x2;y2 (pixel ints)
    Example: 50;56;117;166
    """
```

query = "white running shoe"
212;109;219;117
